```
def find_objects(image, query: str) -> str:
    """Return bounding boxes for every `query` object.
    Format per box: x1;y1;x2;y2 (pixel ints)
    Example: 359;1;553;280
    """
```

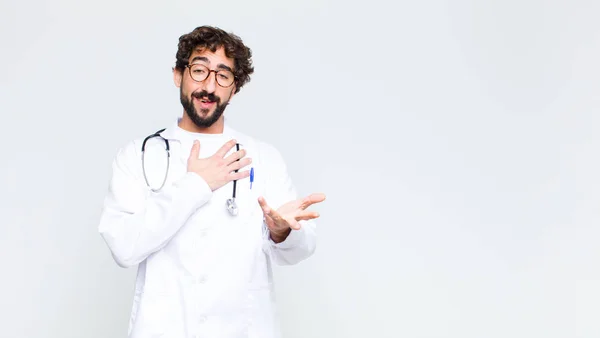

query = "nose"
201;71;217;93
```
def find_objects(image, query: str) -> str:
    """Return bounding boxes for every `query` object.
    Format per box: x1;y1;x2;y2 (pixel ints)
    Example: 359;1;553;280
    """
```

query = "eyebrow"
189;56;234;72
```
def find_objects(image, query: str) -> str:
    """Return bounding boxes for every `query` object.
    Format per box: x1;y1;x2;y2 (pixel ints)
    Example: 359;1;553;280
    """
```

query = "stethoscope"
141;128;241;216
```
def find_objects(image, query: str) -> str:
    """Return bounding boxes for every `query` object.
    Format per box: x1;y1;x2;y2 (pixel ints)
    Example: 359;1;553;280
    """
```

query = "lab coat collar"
159;117;238;142
157;118;254;166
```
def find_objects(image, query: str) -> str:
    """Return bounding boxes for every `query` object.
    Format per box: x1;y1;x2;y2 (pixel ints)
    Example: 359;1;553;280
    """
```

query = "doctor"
98;25;325;338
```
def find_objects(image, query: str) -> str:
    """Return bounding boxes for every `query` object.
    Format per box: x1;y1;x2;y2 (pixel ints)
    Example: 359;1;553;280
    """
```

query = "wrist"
269;227;291;243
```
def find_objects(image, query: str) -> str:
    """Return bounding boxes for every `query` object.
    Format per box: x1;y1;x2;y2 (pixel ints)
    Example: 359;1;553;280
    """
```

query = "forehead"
189;46;234;68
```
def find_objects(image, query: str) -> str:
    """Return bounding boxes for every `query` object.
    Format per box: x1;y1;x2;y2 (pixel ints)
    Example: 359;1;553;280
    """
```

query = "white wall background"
0;0;598;337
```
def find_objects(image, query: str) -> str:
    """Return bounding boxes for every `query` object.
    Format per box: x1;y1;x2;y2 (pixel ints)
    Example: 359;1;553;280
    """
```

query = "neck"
178;114;224;134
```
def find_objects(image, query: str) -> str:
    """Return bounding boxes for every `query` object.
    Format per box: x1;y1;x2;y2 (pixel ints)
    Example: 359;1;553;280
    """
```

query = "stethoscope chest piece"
226;198;238;216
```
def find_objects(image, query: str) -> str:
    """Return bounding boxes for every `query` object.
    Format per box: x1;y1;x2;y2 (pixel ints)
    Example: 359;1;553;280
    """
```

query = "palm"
276;199;307;224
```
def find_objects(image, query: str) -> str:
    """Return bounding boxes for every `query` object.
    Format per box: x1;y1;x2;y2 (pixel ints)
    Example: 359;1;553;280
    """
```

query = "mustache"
192;90;220;103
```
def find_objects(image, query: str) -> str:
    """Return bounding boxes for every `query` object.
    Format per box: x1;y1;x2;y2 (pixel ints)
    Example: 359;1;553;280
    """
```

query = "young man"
98;25;325;338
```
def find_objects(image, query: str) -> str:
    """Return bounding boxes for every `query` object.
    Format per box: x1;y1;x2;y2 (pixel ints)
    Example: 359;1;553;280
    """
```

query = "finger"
263;212;274;221
189;140;200;160
257;196;272;215
224;149;247;165
289;220;302;230
228;157;252;171
257;196;282;221
228;170;250;181
214;139;238;158
263;213;275;227
295;210;320;221
299;192;327;210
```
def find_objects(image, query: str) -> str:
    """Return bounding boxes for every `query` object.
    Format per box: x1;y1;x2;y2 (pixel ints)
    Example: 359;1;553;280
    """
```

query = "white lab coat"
98;120;317;338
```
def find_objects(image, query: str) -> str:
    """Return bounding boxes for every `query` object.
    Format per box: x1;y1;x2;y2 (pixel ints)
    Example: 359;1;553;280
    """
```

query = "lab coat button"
198;315;207;324
195;275;207;284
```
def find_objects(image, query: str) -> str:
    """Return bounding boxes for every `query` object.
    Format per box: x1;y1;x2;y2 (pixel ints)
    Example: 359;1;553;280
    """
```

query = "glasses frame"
185;63;236;88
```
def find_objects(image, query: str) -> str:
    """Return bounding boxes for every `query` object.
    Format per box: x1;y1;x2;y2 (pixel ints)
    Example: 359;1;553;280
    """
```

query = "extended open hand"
257;193;326;243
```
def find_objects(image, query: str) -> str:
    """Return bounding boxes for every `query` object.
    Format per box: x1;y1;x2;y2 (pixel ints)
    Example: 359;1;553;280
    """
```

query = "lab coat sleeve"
261;144;317;266
98;142;212;268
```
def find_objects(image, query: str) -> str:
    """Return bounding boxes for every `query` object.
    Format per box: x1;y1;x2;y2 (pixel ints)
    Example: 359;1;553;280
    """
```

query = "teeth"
196;97;213;103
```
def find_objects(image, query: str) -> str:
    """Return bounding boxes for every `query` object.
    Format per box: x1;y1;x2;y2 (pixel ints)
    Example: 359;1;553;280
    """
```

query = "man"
98;25;325;338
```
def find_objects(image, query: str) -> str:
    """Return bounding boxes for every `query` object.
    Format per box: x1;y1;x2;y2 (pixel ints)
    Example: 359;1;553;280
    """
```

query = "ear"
173;67;183;88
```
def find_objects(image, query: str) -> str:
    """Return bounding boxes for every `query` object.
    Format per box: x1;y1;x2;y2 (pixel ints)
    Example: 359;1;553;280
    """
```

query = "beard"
180;89;230;128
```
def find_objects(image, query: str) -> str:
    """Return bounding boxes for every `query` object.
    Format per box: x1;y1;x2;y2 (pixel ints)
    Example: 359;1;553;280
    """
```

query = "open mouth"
196;97;216;108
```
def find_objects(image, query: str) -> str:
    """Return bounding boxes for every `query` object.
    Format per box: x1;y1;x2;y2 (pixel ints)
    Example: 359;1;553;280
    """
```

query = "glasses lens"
215;70;235;87
189;64;209;82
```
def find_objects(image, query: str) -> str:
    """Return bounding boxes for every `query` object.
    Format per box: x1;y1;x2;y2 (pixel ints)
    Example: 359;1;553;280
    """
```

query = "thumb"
189;140;200;159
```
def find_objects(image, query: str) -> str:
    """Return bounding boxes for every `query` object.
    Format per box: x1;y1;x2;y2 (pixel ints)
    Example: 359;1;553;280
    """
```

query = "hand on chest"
142;135;267;226
183;139;264;226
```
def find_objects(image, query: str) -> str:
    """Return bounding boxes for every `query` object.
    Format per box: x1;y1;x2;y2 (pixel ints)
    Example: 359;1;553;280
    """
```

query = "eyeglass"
186;63;236;88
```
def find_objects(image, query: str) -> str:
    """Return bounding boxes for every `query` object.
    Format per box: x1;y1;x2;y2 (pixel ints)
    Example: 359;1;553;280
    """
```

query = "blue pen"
250;167;254;189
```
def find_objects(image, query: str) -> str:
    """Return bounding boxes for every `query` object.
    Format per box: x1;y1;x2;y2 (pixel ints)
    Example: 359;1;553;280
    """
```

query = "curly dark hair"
174;26;254;93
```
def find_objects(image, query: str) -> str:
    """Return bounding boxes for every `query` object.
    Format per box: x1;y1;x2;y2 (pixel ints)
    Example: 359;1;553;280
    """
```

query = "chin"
196;109;214;119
